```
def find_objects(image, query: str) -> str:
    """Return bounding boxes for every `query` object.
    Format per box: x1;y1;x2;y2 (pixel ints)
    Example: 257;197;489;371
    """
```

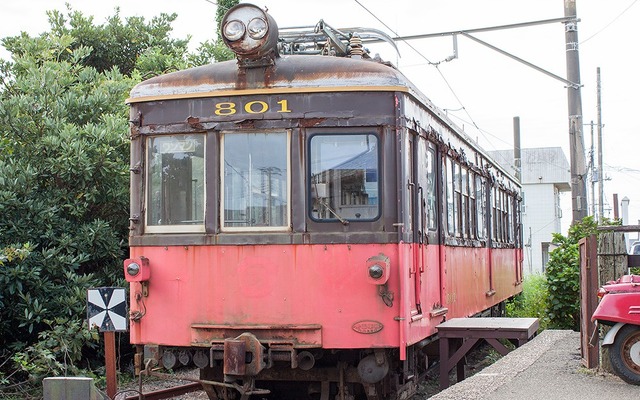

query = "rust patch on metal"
186;116;203;129
237;119;257;129
223;339;246;376
299;118;325;127
352;320;384;334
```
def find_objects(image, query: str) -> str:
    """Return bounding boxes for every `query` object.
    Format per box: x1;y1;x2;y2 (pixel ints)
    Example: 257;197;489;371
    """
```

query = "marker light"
223;20;246;41
368;264;384;280
127;262;141;277
124;257;151;282
365;254;390;285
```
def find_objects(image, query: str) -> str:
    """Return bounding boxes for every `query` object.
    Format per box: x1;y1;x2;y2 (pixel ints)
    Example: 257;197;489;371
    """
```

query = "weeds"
506;274;550;331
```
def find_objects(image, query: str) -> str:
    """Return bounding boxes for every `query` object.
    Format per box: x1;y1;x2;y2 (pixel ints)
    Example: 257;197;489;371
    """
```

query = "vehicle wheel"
609;324;640;385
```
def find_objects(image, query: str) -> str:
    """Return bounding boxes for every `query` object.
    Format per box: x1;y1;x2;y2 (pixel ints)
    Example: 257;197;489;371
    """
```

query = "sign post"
87;287;128;399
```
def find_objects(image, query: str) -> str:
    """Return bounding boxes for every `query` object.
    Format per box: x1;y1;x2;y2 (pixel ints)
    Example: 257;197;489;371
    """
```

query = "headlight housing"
220;4;279;64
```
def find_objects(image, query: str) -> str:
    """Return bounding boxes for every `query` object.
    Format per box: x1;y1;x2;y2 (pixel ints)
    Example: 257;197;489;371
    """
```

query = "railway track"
114;342;498;400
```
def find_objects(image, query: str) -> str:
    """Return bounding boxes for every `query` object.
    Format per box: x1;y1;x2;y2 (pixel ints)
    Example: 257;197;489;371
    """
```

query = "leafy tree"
546;216;599;330
0;7;191;394
0;38;134;389
0;2;240;393
3;6;190;77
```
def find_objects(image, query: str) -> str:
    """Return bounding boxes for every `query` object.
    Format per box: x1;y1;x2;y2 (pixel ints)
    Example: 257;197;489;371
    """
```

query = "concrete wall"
43;377;105;400
522;183;563;274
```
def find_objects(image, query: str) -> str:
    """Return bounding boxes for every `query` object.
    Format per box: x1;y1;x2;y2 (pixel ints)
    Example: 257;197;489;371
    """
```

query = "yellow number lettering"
277;99;292;113
244;101;269;114
215;102;237;116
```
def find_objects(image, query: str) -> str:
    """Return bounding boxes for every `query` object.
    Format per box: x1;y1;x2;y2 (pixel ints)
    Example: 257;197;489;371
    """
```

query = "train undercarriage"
136;336;433;400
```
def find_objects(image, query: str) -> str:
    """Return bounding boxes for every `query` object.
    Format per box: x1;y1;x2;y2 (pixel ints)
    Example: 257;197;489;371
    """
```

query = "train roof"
128;55;418;103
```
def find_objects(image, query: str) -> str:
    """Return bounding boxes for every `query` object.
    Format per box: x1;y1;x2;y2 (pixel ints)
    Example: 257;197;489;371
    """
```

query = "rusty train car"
124;4;523;399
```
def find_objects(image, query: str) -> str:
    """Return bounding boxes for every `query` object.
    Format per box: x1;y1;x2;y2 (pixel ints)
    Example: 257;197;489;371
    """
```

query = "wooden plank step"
436;317;539;390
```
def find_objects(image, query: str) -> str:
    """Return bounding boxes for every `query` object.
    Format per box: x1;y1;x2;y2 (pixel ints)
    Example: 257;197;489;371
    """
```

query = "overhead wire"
352;2;638;223
352;0;596;188
581;0;639;44
353;0;490;147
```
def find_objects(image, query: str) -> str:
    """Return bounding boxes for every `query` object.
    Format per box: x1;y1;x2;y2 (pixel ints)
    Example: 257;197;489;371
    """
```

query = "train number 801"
214;99;292;116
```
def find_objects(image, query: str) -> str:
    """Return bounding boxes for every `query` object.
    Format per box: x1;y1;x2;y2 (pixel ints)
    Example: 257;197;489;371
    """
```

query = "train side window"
221;131;290;231
445;157;455;236
426;148;437;231
503;192;509;243
309;134;379;222
498;190;507;243
476;175;486;240
453;162;462;237
469;170;476;239
507;195;513;243
461;167;469;238
491;187;497;242
146;134;206;233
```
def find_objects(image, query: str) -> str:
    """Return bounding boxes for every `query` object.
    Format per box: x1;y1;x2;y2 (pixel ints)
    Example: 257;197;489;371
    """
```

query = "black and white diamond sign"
87;287;128;332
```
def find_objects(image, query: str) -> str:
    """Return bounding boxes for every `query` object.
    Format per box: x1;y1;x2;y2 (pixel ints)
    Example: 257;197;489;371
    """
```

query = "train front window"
146;134;205;232
310;134;380;222
221;131;290;231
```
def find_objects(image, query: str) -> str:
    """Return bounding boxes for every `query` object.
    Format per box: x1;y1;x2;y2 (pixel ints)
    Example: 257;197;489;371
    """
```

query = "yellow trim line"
126;85;410;104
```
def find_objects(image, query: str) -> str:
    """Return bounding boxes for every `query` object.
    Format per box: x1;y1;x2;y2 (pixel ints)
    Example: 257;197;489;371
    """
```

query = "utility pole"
565;0;587;224
597;67;604;222
513;116;522;182
589;121;596;218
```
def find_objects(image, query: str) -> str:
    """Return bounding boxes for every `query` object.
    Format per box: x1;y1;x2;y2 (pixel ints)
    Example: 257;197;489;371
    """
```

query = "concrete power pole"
565;0;587;224
597;67;604;222
513;116;522;182
589;121;596;218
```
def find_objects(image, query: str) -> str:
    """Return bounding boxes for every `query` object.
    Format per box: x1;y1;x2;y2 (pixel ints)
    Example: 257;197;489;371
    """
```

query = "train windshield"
146;134;205;232
221;131;290;231
310;134;380;222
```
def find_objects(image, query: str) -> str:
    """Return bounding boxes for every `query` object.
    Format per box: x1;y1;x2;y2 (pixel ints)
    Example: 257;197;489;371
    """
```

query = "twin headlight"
224;17;268;41
221;4;279;61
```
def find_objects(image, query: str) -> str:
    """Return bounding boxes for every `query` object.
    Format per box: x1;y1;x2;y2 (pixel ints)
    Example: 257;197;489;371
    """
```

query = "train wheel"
609;324;640;385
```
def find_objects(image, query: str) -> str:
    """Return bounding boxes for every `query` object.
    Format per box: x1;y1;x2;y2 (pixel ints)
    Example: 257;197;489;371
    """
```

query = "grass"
506;274;550;331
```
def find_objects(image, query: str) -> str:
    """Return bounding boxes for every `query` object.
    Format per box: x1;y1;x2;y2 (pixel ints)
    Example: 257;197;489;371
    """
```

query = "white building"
488;147;571;275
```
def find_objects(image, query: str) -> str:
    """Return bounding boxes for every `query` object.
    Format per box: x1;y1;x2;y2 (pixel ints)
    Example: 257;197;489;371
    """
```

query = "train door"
407;133;423;319
411;136;442;320
415;138;442;318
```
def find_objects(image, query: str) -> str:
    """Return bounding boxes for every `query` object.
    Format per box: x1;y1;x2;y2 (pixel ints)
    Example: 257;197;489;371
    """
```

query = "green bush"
506;274;550;330
0;4;240;396
545;216;598;330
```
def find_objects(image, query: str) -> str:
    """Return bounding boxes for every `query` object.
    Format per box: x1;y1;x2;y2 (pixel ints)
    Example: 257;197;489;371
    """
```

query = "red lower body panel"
127;242;521;354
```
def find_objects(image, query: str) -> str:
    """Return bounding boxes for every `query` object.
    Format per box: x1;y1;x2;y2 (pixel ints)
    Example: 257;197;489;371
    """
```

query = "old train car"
124;4;522;399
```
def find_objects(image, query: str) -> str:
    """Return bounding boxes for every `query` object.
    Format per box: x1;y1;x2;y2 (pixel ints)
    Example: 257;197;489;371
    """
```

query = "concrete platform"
429;330;639;400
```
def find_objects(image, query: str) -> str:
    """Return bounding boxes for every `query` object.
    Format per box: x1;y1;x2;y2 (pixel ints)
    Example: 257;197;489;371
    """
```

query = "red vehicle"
592;274;640;384
123;4;523;399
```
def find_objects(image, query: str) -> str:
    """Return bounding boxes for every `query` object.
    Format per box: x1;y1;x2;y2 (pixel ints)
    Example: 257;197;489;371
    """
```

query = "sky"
1;0;639;236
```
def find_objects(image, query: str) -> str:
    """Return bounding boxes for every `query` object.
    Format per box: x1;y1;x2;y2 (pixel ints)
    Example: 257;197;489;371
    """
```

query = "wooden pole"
105;331;117;399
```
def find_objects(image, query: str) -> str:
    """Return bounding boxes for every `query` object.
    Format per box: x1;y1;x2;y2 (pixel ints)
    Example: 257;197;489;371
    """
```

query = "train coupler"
223;332;266;379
